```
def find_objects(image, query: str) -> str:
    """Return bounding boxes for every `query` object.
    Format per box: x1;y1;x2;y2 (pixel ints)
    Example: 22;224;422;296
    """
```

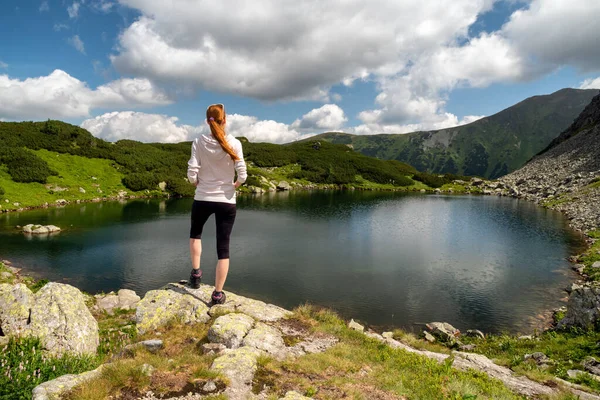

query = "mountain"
314;88;599;179
500;93;600;233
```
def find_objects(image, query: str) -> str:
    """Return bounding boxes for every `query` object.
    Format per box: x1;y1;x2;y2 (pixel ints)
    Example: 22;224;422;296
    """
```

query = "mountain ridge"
312;88;599;178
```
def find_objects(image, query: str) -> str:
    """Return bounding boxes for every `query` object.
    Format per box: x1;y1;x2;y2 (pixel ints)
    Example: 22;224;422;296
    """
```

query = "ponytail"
206;104;239;161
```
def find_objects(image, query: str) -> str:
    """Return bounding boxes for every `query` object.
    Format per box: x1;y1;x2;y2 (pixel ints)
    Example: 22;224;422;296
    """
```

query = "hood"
200;133;232;159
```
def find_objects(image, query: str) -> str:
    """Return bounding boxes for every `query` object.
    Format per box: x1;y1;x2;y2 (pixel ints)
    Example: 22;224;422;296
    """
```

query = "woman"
187;103;247;304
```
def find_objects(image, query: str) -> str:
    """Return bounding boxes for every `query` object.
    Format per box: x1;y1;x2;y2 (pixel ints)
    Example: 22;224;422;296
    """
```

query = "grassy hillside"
0;120;467;211
314;88;599;179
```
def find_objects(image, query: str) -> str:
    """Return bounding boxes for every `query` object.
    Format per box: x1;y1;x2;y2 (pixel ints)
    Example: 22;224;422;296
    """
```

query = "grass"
459;328;600;392
253;305;528;399
65;321;226;400
578;230;600;281
0;149;164;211
0;336;100;400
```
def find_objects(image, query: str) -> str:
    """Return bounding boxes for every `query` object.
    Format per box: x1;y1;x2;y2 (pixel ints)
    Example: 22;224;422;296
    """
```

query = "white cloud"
579;77;600;90
54;23;69;31
291;104;347;131
0;61;7;69
81;111;194;143
112;0;496;102
91;0;114;13
39;1;49;12
68;35;86;54
67;2;80;18
352;114;485;135
0;70;172;120
81;111;315;144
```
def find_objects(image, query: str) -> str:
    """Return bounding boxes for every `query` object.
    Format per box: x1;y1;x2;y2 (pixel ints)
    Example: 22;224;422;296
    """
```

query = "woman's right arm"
187;139;201;186
234;140;247;187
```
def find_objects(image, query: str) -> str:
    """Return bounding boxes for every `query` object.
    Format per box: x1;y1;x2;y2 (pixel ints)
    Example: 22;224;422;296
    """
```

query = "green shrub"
122;172;159;191
166;177;196;197
0;147;58;183
0;336;99;400
0;186;4;198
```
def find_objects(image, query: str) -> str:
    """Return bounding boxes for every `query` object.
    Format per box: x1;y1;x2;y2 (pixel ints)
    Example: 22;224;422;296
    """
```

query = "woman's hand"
234;181;242;189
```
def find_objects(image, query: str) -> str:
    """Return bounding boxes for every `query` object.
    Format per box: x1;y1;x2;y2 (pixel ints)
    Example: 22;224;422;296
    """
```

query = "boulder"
425;322;460;344
32;365;105;400
236;298;291;322
96;294;119;312
0;283;34;336
557;285;600;330
211;346;263;386
524;352;551;365
583;357;600;376
348;319;364;332
277;181;291;191
202;343;227;356
29;283;99;355
592;261;600;269
471;178;484;186
135;289;210;334
465;329;485;339
242;322;286;356
208;313;255;349
117;289;140;309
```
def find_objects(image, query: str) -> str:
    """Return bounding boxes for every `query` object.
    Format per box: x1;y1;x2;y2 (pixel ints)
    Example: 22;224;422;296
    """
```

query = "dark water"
0;191;585;334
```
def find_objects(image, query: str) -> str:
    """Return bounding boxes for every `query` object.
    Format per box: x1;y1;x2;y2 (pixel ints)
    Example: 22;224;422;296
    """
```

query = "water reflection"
0;192;585;334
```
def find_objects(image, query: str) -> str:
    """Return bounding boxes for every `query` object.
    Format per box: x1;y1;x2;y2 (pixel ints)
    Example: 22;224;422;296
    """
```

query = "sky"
0;0;599;144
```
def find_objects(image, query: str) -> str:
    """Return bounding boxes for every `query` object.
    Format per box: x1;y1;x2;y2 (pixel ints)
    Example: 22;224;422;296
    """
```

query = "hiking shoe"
189;269;202;289
211;290;226;305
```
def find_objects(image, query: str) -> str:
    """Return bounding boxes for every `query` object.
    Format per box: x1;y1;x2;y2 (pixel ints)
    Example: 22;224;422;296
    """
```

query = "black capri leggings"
190;200;237;259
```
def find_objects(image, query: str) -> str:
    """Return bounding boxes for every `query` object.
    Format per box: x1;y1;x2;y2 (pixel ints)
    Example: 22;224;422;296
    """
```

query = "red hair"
206;104;239;161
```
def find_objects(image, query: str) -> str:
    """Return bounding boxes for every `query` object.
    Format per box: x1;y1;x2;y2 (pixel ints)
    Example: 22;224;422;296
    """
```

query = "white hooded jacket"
187;132;247;204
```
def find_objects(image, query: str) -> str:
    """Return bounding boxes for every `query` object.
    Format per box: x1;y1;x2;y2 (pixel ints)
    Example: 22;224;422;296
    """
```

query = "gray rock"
29;283;99;355
208;313;255;349
0;283;34;336
243;322;286;356
348;319;364;332
0;271;13;280
592;261;600;269
471;178;484;186
117;289;140;309
236;298;291;322
277;181;291;191
79;187;86;193
382;331;394;339
567;369;587;379
202;343;227;356
96;294;119;312
279;391;314;400
583;357;600;376
203;381;217;392
423;331;436;343
459;344;477;351
524;352;550;365
139;339;163;353
135;289;210;334
140;363;155;376
32;226;50;234
466;329;485;339
211;346;263;399
557;285;600;330
425;322;460;344
32;365;105;400
55;199;68;205
518;335;534;340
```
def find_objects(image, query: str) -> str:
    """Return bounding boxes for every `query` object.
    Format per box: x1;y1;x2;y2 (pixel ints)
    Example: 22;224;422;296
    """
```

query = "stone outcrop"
208;313;255;349
29;283;99;355
22;224;61;234
135;289;210;334
557;284;600;330
32;365;105;400
0;283;34;336
95;289;140;313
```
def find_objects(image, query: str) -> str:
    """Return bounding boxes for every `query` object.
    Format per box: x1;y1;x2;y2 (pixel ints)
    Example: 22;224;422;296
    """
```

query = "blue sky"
1;0;599;143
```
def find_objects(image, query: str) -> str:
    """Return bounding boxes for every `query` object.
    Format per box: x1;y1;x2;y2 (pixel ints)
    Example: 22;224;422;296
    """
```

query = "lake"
0;191;585;334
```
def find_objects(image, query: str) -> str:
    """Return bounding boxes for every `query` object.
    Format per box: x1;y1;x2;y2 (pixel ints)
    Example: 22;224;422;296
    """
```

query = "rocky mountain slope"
315;88;598;179
500;93;600;232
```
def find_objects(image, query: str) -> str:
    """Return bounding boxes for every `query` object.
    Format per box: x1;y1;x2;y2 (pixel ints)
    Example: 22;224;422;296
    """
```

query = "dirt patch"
277;318;312;337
